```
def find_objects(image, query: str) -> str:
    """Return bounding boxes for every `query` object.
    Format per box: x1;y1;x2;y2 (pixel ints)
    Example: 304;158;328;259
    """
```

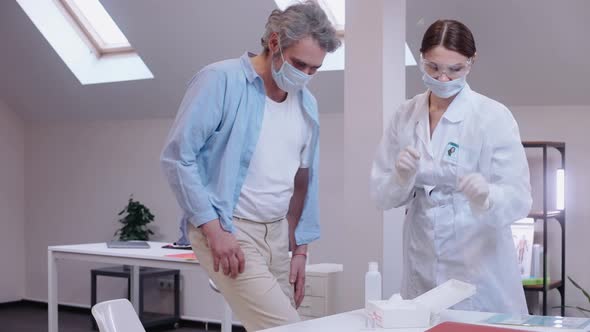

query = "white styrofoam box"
368;300;430;328
366;279;476;329
413;279;476;314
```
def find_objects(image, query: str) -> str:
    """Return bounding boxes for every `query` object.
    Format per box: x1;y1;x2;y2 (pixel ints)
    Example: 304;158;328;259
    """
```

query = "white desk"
48;242;199;332
260;309;584;332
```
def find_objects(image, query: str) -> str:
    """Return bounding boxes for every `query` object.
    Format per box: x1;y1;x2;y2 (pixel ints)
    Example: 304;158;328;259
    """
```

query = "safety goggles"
420;54;473;80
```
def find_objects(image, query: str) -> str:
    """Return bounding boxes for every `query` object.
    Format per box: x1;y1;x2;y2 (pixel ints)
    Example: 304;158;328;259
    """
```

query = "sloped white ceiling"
0;0;588;120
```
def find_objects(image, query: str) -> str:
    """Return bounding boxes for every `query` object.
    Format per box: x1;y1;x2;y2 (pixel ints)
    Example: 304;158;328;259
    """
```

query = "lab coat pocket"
440;146;459;187
456;141;482;179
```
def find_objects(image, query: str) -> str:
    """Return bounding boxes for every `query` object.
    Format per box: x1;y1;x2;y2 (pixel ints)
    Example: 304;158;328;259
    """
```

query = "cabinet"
522;141;565;316
298;263;343;320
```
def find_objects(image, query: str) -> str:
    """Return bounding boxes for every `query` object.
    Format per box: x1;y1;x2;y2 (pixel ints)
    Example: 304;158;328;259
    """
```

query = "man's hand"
201;219;245;279
290;245;308;308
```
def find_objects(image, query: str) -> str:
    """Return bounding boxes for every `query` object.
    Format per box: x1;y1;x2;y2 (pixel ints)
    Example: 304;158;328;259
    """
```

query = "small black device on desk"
161;242;192;250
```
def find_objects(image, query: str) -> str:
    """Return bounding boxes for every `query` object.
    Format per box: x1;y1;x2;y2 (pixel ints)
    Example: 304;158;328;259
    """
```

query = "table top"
48;241;199;263
260;309;585;332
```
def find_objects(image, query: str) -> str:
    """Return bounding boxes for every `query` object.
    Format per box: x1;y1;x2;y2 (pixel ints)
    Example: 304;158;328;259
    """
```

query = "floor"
0;301;245;332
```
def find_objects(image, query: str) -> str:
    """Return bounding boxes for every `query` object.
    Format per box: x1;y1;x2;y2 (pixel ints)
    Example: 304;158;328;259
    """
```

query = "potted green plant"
114;195;155;241
564;276;590;316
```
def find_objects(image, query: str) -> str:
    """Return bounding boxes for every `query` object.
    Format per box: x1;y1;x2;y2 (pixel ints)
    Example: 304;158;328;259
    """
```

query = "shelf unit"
90;266;180;330
522;141;565;316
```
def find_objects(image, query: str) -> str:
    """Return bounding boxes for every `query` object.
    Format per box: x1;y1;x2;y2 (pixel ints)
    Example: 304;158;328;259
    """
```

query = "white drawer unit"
304;274;326;297
297;263;343;320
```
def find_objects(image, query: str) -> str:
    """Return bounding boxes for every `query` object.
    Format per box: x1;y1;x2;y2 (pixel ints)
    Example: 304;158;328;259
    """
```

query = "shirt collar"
240;52;261;84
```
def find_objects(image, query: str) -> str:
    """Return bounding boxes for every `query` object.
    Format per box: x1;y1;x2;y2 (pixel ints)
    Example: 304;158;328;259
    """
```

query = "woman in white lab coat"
371;19;532;314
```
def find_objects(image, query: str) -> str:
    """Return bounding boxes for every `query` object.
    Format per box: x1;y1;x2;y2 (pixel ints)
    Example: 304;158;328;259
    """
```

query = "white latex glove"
458;173;491;211
395;147;421;185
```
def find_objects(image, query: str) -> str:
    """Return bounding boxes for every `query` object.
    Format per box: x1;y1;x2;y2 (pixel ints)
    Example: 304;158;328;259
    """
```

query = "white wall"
335;0;407;312
24;118;229;320
0;100;26;302
511;105;590;316
23;112;348;317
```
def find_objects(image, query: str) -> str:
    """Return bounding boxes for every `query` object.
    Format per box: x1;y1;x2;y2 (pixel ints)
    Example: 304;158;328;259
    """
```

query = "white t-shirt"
234;93;313;222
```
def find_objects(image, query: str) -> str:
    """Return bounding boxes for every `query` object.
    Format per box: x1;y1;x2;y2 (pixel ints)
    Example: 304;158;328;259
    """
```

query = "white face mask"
271;45;314;94
422;72;467;99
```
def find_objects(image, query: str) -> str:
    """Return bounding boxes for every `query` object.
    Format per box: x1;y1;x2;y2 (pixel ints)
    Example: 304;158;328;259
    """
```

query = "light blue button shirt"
161;52;320;246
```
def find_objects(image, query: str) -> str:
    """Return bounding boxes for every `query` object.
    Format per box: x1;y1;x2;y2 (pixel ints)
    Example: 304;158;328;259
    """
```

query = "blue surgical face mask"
422;72;467;99
271;46;314;94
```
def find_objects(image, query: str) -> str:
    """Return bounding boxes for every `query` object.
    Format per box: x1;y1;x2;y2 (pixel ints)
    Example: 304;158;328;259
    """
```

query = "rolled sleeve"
295;133;321;245
161;68;226;228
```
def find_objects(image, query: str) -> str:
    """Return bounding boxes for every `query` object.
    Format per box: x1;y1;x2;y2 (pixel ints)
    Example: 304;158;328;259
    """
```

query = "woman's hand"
458;173;490;211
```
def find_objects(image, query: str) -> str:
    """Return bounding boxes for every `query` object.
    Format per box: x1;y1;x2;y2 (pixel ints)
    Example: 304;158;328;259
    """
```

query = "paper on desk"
165;252;197;260
484;314;590;330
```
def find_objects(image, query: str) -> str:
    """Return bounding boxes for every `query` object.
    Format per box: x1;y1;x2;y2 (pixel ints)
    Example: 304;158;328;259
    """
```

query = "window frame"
315;0;345;38
58;0;134;56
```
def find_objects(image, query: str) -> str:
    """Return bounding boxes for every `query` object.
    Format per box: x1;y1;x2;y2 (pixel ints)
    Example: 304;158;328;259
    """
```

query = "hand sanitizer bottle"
365;261;382;308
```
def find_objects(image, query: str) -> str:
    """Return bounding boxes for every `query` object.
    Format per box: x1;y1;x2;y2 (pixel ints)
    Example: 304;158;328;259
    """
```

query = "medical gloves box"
367;279;476;329
368;299;430;328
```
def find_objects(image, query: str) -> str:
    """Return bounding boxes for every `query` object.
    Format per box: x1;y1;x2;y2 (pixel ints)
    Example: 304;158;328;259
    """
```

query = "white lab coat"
371;84;532;314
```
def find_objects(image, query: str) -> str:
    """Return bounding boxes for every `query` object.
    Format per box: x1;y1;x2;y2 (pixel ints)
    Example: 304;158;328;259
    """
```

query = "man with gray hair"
161;1;341;330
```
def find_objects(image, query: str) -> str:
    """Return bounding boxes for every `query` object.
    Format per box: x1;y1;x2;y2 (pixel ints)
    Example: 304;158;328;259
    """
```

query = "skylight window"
317;0;344;35
274;0;417;71
59;0;133;55
17;0;153;85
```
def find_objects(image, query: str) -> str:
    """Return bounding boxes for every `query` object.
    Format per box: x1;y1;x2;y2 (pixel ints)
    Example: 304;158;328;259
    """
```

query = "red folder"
427;321;535;331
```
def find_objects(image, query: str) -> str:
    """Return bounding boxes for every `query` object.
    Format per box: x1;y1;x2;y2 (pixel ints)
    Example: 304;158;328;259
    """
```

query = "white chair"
209;278;233;332
91;298;146;332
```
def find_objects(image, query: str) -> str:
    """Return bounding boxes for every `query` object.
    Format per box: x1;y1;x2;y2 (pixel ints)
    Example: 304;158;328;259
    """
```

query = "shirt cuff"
188;209;219;228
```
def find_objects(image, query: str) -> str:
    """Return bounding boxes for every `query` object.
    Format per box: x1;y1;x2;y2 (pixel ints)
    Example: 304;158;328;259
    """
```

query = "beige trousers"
189;218;300;331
